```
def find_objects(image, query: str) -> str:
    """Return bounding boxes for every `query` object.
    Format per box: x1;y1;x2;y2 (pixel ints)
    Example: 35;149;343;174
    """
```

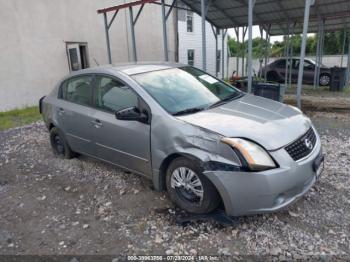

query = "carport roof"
180;0;350;35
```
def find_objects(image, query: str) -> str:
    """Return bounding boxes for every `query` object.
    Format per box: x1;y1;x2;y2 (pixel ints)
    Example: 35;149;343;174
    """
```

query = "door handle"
58;108;65;115
91;119;103;128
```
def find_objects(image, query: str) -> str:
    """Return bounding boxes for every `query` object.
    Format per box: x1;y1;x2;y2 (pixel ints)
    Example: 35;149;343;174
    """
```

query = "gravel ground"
0;113;349;259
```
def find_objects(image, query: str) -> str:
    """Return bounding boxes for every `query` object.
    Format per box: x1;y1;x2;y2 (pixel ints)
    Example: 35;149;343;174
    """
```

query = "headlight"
221;138;276;171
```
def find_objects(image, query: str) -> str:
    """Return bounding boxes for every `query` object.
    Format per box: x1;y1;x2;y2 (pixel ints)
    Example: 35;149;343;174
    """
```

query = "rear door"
56;74;96;155
90;75;152;176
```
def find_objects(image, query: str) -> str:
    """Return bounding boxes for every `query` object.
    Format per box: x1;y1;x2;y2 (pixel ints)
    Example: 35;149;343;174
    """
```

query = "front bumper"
204;134;323;217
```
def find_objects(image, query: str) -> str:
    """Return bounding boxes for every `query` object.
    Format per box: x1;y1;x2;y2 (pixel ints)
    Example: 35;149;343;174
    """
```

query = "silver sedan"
40;63;324;216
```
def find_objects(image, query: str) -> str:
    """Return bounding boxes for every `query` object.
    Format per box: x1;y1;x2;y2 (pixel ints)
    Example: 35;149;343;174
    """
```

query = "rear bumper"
204;134;322;217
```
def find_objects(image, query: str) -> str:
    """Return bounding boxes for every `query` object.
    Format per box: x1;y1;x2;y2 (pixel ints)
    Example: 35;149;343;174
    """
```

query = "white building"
177;6;228;78
0;0;177;111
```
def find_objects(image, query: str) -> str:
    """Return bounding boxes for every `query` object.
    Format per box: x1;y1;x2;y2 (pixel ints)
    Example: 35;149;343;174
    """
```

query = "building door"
66;43;89;72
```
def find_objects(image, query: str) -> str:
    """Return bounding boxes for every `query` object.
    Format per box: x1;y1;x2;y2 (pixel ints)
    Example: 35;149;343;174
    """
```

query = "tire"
166;157;220;214
49;127;75;159
319;73;330;86
266;71;280;82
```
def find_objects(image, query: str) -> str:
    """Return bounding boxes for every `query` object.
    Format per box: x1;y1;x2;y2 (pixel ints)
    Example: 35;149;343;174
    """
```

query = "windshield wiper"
208;93;244;109
172;107;206;116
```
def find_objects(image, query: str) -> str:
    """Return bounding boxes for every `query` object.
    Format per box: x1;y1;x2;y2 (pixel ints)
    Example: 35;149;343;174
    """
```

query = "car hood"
177;94;311;151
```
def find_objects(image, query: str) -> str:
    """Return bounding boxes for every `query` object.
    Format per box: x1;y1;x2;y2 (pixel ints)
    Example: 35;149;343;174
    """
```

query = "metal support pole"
201;0;206;71
242;27;247;77
215;28;218;77
288;22;296;88
129;7;137;62
247;0;254;93
296;0;314;109
103;13;112;64
222;29;227;80
345;40;350;87
316;19;325;88
341;28;347;67
313;18;322;89
161;0;169;61
284;21;291;89
264;25;271;83
234;27;240;77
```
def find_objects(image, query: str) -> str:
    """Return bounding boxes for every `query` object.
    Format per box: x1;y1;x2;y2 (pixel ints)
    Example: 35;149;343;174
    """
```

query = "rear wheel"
50;127;75;159
319;73;330;86
166;157;220;214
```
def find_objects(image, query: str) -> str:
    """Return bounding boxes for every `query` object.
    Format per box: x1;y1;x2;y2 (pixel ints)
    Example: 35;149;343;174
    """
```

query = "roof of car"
77;62;186;76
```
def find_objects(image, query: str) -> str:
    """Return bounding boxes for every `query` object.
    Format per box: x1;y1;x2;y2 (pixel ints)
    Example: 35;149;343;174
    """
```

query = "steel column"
242;27;246;77
103;13;112;64
201;0;206;71
247;0;254;93
264;25;271;82
284;21;291;89
215;27;218;77
234;27;240;77
341;28;347;67
129;7;137;62
316;19;325;88
161;0;169;61
296;0;314;109
313;18;322;89
288;22;296;88
222;29;227;80
345;40;350;87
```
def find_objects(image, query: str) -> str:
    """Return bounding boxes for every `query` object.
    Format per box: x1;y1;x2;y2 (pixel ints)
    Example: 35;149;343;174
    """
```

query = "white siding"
178;10;228;77
0;0;176;111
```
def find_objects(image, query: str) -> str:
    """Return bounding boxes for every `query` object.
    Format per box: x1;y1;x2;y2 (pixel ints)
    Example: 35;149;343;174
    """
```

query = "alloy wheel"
170;167;204;204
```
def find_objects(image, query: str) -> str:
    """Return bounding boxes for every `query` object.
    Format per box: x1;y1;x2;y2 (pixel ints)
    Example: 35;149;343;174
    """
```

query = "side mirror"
115;107;149;124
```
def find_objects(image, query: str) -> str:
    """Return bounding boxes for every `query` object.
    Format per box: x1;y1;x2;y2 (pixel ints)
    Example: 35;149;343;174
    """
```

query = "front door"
91;75;152;176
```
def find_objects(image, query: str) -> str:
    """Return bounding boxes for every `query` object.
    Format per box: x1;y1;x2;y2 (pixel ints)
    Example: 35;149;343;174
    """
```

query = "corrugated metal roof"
180;0;350;35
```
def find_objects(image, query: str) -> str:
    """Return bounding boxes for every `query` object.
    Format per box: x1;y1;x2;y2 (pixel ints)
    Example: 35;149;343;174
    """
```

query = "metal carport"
97;0;350;108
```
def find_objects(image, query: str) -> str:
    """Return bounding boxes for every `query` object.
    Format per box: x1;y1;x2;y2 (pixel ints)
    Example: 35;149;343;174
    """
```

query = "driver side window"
94;76;138;113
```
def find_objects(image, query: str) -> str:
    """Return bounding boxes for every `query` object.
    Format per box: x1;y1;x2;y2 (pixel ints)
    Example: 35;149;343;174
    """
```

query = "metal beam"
284;20;291;90
247;0;254;93
103;13;112;64
313;17;322;89
165;0;177;20
341;28;347;67
264;24;271;82
222;29;227;80
296;0;314;109
211;24;218;77
234;27;240;77
288;22;296;88
98;0;156;14
133;4;145;25
161;0;169;61
129;6;137;62
201;0;206;71
346;40;350;87
107;10;119;29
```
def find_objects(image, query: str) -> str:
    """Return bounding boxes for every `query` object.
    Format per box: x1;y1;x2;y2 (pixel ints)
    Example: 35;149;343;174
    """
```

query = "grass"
0;106;41;131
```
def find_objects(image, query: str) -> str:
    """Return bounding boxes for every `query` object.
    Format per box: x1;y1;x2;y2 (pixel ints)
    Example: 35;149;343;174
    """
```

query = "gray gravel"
0;114;349;258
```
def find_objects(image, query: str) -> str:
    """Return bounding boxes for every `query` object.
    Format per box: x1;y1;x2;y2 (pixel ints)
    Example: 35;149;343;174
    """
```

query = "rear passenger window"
61;75;93;106
94;76;138;113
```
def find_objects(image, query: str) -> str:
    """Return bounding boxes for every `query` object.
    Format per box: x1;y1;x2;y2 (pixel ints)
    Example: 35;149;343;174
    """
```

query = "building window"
186;11;193;32
66;43;89;72
187;49;195;66
216;50;221;73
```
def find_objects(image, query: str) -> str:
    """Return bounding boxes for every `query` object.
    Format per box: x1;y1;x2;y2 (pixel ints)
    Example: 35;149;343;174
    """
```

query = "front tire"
50;127;75;159
166;157;220;214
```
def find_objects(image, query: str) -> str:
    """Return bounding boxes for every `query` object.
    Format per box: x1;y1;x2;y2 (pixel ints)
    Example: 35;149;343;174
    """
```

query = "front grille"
285;128;317;161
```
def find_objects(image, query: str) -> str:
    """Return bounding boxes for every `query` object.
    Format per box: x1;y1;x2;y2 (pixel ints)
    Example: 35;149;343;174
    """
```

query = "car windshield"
132;66;242;115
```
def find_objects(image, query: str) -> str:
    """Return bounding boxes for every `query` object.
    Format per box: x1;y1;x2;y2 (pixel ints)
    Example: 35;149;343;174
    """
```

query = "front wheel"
319;74;330;86
166;157;220;214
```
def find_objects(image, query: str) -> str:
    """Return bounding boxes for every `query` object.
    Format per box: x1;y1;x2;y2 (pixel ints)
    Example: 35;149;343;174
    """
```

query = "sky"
227;26;284;43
